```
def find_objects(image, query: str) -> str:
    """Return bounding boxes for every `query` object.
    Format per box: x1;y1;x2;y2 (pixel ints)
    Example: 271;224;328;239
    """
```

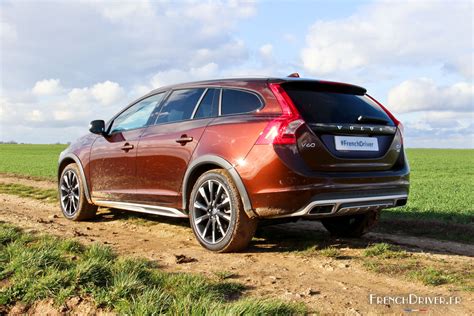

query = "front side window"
193;88;219;119
110;93;165;133
155;88;205;124
221;89;262;115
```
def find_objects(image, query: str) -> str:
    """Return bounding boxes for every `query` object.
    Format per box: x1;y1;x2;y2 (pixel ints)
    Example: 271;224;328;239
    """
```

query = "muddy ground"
0;175;473;315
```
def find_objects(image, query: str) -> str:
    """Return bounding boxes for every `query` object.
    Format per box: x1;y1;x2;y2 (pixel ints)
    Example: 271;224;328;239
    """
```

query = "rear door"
282;82;403;172
135;88;219;207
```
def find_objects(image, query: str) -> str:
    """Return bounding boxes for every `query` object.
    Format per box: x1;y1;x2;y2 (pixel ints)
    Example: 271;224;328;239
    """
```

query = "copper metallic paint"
58;78;410;219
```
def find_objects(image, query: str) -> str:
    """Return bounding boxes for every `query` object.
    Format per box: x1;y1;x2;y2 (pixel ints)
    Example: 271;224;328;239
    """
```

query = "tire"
59;163;97;221
189;169;257;252
321;211;380;238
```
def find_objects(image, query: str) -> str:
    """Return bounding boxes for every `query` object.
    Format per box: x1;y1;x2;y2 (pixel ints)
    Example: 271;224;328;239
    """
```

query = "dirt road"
0;175;473;315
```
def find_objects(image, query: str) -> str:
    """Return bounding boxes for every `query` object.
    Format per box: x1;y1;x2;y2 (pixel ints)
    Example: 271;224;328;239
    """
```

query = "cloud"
301;0;473;78
132;63;220;94
91;0;154;22
388;78;474;113
0;20;17;42
1;0;471;148
0;1;256;91
90;81;124;106
259;44;274;63
32;79;63;96
1;80;126;133
402;111;474;148
28;110;45;122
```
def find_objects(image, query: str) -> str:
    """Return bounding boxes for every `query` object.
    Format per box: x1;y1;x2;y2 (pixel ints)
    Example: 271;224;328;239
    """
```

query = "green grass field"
0;144;473;225
0;144;67;180
387;149;473;223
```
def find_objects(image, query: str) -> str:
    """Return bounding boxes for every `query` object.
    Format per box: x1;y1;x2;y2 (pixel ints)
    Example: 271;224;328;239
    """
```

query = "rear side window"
193;89;219;119
285;88;394;126
155;88;205;124
221;89;262;115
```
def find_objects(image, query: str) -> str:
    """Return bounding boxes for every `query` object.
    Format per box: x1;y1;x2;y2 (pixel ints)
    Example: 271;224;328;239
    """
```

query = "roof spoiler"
281;79;367;95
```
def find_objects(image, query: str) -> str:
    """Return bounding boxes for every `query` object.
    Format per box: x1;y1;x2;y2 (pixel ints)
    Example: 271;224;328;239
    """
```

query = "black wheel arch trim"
182;155;257;218
58;153;93;204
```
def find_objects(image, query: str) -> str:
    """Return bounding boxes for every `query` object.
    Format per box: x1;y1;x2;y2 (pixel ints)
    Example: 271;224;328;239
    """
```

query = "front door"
135;88;220;207
89;92;166;202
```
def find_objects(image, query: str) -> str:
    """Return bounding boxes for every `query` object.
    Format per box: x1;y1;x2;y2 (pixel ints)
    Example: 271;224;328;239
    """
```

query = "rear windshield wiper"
357;115;389;125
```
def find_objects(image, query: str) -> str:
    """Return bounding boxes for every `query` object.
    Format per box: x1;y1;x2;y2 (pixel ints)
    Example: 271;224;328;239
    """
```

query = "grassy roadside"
0;182;57;203
0;223;306;315
375;218;474;244
303;243;473;292
361;243;473;291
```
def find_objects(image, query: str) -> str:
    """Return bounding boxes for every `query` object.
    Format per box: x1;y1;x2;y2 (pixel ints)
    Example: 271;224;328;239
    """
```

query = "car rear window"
221;89;262;115
284;88;394;126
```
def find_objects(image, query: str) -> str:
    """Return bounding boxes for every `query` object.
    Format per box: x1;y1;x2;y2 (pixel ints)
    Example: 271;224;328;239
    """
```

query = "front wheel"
189;169;257;252
59;163;97;221
321;211;380;238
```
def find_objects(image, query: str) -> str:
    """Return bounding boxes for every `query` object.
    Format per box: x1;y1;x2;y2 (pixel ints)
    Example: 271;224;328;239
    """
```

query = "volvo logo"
313;123;397;135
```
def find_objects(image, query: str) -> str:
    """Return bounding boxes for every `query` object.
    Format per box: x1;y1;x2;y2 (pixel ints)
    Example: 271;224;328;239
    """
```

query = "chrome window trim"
94;200;188;218
218;88;223;116
190;88;209;119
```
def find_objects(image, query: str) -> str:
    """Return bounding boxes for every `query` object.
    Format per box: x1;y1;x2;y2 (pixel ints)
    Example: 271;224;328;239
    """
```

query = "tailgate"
282;82;403;172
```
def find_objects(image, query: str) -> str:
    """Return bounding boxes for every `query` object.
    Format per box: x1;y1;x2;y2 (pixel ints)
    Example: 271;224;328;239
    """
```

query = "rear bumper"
267;193;408;219
236;144;409;218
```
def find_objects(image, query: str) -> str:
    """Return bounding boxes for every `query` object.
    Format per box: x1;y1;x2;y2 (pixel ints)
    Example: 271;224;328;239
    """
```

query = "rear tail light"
256;83;304;145
256;117;305;145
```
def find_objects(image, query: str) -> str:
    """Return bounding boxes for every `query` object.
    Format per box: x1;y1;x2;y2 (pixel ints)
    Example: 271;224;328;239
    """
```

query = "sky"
0;0;473;148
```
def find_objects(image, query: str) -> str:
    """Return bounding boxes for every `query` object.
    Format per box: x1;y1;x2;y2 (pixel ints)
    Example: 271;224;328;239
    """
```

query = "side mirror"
89;120;106;135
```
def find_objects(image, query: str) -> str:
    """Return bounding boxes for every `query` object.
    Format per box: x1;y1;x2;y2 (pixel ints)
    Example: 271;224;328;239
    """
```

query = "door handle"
175;135;193;145
121;143;134;151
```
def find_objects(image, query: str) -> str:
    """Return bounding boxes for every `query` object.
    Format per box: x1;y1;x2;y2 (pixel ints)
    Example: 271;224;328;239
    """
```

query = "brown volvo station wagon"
58;75;409;252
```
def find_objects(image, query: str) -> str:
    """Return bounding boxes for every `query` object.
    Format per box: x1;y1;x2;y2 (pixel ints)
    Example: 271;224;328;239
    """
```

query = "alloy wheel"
60;170;80;216
192;179;232;244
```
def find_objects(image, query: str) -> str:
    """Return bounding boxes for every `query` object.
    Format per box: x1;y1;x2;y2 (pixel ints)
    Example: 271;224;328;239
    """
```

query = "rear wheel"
321;211;380;238
59;163;97;221
189;169;257;252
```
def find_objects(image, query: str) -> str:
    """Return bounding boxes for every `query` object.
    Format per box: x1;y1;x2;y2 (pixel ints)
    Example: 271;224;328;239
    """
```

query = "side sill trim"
94;200;188;218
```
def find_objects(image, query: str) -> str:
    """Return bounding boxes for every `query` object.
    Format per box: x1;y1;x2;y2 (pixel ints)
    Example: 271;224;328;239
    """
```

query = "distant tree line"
0;141;71;145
